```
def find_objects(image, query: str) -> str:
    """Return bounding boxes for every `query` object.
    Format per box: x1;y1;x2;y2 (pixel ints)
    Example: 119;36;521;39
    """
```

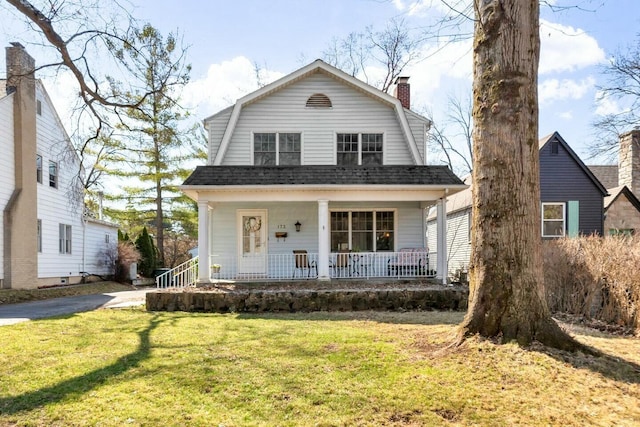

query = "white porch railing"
155;256;199;288
207;251;435;281
155;252;436;288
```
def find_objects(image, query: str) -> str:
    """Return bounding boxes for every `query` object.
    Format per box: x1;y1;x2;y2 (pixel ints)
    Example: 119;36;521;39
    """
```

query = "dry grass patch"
0;309;638;426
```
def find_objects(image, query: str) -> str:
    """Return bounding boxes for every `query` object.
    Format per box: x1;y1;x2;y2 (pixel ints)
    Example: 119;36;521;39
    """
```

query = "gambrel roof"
206;59;429;166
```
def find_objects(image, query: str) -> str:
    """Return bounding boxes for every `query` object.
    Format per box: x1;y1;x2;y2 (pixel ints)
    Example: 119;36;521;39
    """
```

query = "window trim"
59;223;72;254
541;202;565;238
37;219;42;253
36;154;43;184
329;208;397;252
49;160;58;189
335;132;385;165
251;131;303;165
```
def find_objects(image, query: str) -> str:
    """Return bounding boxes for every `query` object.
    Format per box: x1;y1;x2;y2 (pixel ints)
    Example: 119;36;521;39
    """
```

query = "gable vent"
306;93;332;108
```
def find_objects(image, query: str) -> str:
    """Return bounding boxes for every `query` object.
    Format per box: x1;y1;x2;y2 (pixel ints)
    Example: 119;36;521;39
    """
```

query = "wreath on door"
244;216;262;232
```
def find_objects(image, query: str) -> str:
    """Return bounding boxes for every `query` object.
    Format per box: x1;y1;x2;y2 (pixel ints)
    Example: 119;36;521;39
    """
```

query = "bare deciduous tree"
322;17;422;93
427;93;474;174
592;37;640;159
457;0;588;352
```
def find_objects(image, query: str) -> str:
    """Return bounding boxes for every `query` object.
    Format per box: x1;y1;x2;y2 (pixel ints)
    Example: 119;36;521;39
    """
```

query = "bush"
114;241;141;283
543;235;640;332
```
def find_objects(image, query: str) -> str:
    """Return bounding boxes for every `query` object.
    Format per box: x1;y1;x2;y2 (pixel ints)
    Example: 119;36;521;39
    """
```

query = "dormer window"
306;93;332;108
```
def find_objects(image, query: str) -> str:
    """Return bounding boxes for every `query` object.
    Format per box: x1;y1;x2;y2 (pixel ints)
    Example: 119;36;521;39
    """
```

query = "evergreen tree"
104;24;204;265
135;227;157;277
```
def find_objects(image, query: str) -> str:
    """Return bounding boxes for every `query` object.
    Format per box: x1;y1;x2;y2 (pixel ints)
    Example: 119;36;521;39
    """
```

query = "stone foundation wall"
146;288;468;313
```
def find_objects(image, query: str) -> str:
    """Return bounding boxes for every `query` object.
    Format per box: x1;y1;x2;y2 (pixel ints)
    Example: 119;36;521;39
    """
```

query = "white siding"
206;106;233;164
405;110;428;164
210;201;425;256
211;202;319;256
426;207;472;276
35;84;85;279
84;220;118;276
0;94;16;281
221;72;416;166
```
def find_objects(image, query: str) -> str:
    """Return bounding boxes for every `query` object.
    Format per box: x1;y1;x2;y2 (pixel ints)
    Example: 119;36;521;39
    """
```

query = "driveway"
0;289;153;326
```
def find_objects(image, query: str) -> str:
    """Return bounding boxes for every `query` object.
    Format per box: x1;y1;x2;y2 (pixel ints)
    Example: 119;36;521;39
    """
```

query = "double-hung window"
59;224;72;254
330;210;395;252
336;133;383;165
37;219;42;253
49;161;58;188
36;155;43;183
542;203;565;237
253;132;301;165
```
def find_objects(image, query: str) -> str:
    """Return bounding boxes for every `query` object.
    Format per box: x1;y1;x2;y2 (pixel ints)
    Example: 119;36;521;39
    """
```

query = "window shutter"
567;201;579;237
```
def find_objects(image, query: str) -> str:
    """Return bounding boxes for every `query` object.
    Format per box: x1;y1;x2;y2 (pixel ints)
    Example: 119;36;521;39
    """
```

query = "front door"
237;209;267;275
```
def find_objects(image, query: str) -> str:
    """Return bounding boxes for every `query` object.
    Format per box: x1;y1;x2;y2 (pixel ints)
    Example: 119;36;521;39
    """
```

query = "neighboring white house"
181;59;467;283
1;43;117;289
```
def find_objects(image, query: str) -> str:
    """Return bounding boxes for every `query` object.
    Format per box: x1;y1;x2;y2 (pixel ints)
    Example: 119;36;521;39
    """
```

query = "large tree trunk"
457;0;584;351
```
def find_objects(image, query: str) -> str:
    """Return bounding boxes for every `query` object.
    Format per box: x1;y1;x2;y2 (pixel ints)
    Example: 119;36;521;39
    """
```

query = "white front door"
237;209;268;275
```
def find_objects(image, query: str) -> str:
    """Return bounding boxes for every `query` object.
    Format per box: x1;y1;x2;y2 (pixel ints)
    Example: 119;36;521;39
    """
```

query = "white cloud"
559;111;573;120
393;0;472;17
402;37;473;108
594;90;626;117
539;19;606;75
182;56;285;119
539;76;595;104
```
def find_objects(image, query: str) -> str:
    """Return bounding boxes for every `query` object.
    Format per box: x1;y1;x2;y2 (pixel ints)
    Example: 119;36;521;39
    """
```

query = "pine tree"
135;227;157;277
103;24;204;265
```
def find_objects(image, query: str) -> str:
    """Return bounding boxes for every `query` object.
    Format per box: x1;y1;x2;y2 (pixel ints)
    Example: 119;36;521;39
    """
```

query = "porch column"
197;200;211;283
317;199;330;281
436;197;448;285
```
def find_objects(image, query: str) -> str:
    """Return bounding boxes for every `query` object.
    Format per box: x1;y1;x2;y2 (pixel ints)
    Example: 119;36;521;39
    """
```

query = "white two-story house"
181;60;466;283
1;43;118;289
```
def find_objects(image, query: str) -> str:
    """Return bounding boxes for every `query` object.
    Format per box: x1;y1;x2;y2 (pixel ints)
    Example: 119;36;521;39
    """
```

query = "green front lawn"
0;309;638;426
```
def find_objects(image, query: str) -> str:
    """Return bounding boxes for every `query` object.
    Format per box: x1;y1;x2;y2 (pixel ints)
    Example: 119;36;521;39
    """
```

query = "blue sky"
2;0;639;168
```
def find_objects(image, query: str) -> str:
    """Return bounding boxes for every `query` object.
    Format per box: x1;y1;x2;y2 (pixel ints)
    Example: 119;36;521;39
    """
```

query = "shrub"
114;241;141;283
543;235;640;332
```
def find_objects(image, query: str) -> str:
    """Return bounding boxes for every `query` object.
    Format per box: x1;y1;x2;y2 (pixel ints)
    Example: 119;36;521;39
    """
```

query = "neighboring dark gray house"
539;132;608;237
427;131;608;275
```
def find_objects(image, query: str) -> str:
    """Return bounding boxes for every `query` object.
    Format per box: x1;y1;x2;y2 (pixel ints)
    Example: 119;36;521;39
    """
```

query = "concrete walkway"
0;289;152;326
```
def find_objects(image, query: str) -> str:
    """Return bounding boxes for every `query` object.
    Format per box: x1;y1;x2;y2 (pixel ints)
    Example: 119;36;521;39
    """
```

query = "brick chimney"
618;129;640;200
394;76;410;109
3;43;38;289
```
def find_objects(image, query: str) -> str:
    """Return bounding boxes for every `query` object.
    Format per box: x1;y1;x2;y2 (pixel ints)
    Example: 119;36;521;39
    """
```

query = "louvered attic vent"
306;93;332;108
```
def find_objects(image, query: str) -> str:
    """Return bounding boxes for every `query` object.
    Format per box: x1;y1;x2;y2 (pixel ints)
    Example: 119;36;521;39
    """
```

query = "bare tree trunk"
457;0;586;351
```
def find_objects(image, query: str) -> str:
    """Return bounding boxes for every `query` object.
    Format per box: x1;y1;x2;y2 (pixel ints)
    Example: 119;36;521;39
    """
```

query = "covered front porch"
181;165;467;285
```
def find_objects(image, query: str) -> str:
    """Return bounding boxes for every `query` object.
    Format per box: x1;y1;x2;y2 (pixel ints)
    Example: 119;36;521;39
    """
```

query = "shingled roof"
182;165;465;187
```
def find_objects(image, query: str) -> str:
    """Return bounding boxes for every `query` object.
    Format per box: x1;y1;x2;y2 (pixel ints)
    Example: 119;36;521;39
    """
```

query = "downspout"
82;215;87;276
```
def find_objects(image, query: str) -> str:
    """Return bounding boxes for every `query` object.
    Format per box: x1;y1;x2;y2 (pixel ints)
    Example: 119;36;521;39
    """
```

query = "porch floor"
146;279;469;313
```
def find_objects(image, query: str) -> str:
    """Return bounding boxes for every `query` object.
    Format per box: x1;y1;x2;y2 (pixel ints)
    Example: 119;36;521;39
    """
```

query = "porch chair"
292;250;317;279
387;248;429;277
330;250;351;278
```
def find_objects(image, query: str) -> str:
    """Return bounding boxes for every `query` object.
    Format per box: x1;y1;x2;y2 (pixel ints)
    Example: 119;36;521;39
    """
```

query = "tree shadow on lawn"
234;310;465;326
528;322;640;385
0;314;163;415
236;311;640;385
